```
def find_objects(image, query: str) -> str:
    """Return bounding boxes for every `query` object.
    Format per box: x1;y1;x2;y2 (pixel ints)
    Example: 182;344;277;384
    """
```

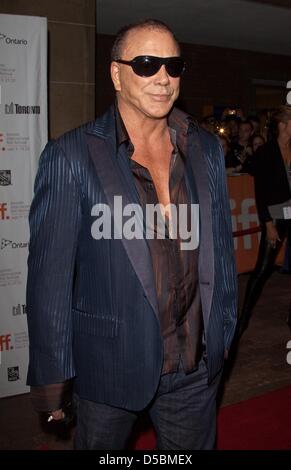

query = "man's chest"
132;153;172;207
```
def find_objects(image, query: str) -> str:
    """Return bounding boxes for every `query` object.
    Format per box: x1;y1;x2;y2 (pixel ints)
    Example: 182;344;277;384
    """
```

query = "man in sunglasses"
27;19;237;450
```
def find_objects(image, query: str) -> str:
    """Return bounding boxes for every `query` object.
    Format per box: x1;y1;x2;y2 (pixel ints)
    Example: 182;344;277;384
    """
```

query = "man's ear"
111;62;121;92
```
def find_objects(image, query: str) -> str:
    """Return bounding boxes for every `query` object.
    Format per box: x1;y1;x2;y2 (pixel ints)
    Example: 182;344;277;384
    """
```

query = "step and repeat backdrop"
0;14;47;397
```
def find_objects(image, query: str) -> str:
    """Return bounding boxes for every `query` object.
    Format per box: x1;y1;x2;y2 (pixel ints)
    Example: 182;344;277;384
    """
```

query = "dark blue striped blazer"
26;106;237;410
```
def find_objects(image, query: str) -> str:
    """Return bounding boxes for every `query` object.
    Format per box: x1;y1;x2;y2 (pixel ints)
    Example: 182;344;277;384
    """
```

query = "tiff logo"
5;102;40;115
0;334;11;352
12;304;27;316
0;202;9;220
230;198;259;250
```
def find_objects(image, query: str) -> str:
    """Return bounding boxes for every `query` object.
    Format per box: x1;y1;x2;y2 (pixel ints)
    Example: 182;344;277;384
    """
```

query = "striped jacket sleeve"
26;140;81;386
214;139;238;349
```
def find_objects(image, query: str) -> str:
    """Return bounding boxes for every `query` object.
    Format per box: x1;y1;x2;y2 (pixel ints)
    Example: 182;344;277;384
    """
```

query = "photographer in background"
238;105;291;336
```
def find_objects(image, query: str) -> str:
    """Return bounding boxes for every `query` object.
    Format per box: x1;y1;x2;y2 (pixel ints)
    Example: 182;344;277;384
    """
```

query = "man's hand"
224;349;229;360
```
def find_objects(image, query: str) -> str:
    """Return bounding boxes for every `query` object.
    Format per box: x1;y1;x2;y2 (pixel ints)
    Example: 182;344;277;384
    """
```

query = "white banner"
0;14;47;397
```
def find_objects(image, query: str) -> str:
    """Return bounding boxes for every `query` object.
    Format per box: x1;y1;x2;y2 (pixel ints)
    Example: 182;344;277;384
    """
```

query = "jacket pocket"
72;308;121;338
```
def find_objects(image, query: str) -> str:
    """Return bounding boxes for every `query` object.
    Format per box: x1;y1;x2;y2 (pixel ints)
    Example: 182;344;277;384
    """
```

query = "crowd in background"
200;105;291;279
200;108;268;175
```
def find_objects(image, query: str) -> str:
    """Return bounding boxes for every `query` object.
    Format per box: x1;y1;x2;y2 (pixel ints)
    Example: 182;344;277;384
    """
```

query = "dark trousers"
238;219;291;335
73;356;222;450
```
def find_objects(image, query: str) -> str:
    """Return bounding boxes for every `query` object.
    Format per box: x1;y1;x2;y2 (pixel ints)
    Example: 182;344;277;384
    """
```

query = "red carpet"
130;385;291;450
217;385;291;450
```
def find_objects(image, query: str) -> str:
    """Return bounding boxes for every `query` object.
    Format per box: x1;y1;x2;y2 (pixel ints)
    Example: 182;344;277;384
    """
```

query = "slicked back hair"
111;19;181;61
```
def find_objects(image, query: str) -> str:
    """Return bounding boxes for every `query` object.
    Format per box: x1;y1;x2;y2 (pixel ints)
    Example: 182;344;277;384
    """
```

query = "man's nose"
154;64;170;84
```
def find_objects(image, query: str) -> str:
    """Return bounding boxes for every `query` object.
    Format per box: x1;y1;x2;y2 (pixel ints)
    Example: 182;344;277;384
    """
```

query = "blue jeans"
73;357;222;450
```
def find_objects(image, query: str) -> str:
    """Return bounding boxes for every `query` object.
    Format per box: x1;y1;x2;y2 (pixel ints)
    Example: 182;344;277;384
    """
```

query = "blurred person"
200;115;218;134
250;134;265;153
235;108;245;120
237;120;254;149
219;134;238;174
238;105;291;336
223;115;241;143
238;134;266;176
247;115;261;135
219;134;230;157
229;120;254;172
221;107;244;121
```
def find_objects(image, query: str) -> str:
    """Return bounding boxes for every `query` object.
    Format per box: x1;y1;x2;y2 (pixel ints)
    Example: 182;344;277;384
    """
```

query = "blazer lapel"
188;127;214;328
85;131;159;321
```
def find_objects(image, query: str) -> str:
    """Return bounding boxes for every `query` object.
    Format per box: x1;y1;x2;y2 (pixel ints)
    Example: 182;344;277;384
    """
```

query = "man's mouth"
150;94;171;101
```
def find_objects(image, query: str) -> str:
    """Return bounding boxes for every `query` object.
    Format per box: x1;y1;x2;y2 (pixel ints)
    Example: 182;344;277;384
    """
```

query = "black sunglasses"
115;55;186;78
